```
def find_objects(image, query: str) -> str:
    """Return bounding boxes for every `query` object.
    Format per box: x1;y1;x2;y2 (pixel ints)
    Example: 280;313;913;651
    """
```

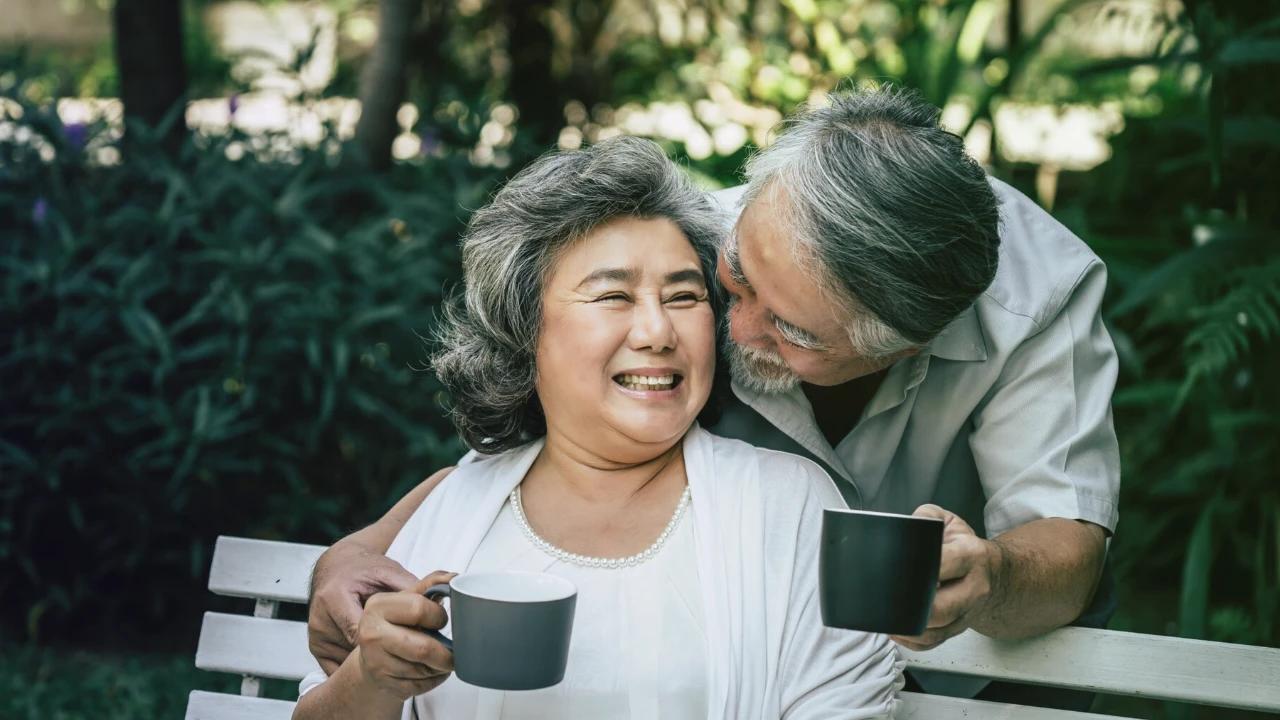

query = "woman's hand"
355;571;459;701
309;539;421;674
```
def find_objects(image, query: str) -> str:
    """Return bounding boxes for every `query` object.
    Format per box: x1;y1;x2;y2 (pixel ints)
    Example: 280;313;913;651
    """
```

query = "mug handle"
421;583;454;652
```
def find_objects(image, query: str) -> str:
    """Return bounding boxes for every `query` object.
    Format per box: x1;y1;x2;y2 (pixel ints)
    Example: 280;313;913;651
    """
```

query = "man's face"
717;190;897;391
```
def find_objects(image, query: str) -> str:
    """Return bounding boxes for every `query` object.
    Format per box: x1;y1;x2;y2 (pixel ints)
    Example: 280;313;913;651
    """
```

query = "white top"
417;498;709;719
707;179;1122;698
300;425;904;720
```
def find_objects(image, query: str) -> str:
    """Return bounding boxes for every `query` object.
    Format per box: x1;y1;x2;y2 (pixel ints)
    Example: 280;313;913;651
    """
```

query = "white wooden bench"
185;536;1280;720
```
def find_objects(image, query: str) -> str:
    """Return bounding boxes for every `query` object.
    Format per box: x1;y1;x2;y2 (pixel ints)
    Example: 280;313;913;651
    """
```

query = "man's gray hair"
433;135;728;453
742;85;1001;358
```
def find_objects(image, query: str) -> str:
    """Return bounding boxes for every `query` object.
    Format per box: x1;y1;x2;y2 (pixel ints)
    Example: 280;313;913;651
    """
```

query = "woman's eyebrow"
664;269;706;286
575;267;637;290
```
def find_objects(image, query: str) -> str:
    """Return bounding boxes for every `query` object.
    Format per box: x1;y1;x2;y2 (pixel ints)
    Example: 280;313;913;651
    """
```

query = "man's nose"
727;297;768;350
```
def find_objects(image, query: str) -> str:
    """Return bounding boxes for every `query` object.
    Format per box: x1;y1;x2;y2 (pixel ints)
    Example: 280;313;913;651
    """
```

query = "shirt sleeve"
770;456;905;719
971;259;1121;539
298;669;327;698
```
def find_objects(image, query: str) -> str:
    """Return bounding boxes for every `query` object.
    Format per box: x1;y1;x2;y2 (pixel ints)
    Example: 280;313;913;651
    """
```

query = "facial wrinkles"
729;215;828;353
723;231;749;287
771;313;825;351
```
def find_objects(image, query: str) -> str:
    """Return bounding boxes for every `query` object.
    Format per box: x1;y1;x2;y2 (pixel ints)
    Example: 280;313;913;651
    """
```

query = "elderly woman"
292;136;903;720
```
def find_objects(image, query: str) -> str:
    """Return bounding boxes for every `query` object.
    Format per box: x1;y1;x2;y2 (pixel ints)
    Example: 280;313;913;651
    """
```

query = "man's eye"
595;294;629;302
666;293;702;304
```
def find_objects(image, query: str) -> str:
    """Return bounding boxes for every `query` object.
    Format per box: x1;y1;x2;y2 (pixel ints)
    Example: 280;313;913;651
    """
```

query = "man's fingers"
368;557;421;594
891;614;968;651
310;635;352;676
927;582;969;628
316;655;341;677
913;504;949;521
339;593;366;647
937;542;973;582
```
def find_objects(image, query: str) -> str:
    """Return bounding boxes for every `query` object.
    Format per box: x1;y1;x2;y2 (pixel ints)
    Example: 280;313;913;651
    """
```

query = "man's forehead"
735;198;851;340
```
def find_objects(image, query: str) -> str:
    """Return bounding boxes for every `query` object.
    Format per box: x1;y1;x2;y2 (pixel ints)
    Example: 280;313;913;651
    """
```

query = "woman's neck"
517;427;690;558
530;427;685;503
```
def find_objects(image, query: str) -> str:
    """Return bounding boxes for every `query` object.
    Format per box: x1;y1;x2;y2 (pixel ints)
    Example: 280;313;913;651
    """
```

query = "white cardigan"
303;424;904;719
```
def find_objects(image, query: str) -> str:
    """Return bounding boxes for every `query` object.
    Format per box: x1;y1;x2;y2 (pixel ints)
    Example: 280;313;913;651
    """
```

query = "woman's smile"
612;367;686;396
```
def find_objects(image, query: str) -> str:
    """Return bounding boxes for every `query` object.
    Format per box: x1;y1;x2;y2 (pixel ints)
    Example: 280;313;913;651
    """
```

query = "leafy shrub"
1059;1;1280;651
0;100;504;642
0;642;285;720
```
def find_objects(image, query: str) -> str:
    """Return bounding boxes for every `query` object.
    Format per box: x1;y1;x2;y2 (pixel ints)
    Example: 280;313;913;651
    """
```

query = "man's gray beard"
724;337;801;395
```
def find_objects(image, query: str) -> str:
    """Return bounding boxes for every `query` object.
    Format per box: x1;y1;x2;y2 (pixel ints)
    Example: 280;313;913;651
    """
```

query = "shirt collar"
925;303;987;362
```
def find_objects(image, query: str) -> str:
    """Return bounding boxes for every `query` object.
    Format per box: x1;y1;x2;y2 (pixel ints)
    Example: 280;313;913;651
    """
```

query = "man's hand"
891;504;1005;652
309;539;420;674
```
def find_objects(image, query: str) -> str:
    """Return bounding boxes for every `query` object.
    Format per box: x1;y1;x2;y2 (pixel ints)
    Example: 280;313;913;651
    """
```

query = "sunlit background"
2;1;1277;719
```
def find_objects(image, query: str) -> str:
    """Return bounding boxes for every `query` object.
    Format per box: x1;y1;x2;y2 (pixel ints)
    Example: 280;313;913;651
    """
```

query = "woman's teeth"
617;374;676;391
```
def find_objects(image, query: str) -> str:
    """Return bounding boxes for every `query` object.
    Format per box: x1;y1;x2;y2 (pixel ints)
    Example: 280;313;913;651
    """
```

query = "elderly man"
307;86;1118;710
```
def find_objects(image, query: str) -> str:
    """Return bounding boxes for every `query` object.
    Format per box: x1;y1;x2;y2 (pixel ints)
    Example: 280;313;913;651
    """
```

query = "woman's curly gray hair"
432;135;730;453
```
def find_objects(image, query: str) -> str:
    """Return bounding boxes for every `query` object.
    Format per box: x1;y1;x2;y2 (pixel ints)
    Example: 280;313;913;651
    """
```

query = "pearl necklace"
510;485;692;569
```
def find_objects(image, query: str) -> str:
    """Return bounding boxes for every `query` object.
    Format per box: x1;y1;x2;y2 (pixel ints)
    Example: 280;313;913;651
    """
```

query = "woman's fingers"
410;570;459;597
355;645;451;699
368;638;452;679
362;589;455;673
367;589;450;632
381;619;456;673
377;673;451;699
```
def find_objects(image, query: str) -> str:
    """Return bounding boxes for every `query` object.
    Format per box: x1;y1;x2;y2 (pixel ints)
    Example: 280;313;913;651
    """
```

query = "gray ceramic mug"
422;571;578;691
819;508;944;636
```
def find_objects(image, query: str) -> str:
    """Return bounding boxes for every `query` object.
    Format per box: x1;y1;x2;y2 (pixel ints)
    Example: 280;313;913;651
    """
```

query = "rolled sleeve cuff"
984;489;1118;539
299;669;328;699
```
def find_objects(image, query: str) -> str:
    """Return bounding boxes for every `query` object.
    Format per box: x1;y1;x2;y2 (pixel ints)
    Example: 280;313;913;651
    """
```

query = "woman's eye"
596;294;629;303
666;293;702;304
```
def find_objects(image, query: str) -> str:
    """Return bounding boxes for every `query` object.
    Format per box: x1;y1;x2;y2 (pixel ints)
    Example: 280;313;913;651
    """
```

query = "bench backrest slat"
208;536;324;603
195;612;320;680
902;692;1126;719
185;691;296;720
902;626;1280;712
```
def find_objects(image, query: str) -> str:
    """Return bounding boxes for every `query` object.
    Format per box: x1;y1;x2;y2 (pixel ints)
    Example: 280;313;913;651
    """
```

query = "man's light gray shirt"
708;178;1121;542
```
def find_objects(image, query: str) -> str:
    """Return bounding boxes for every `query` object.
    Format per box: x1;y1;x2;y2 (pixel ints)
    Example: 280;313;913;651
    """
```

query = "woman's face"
536;216;716;461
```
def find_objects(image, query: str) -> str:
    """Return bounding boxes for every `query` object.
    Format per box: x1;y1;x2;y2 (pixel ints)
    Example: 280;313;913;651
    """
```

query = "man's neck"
802;368;890;448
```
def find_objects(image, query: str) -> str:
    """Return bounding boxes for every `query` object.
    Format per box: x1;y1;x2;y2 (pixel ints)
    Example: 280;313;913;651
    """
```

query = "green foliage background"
1;0;1278;717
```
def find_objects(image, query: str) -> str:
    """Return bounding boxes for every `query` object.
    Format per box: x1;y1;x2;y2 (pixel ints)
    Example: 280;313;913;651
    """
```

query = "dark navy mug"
819;508;944;636
423;571;577;690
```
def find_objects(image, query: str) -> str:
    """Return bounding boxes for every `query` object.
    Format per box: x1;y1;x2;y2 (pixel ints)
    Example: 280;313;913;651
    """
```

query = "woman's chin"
606;412;698;449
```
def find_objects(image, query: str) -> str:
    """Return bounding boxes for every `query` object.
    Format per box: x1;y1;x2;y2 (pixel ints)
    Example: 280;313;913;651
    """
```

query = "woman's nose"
631;298;677;352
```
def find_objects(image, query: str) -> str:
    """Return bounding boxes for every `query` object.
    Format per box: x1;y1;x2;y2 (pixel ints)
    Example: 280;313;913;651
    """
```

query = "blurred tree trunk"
353;0;422;171
499;0;615;153
113;0;189;155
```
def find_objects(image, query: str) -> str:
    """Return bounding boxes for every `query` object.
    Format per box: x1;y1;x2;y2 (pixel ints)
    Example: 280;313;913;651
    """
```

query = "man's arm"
308;466;454;674
893;509;1106;650
897;258;1120;650
337;465;455;556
